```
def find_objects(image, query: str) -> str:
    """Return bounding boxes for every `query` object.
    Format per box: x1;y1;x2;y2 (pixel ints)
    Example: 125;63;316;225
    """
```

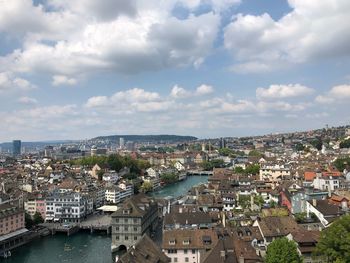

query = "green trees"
33;212;44;225
245;164;260;175
140;181;153;193
314;215;350;262
71;154;150;175
248;150;263;157
340;139;350;149
238;195;250;209
25;212;44;229
234;167;245;174
160;172;178;184
310;138;323;151
25;212;34;229
333;157;350;172
265;237;302;263
234;164;260;175
201;159;224;170
295;143;305;151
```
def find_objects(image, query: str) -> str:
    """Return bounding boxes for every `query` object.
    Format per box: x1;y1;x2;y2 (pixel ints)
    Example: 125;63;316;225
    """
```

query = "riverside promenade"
41;215;112;236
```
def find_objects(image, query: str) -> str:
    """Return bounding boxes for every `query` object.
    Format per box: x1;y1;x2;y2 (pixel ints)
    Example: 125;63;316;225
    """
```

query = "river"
5;176;209;263
149;175;208;198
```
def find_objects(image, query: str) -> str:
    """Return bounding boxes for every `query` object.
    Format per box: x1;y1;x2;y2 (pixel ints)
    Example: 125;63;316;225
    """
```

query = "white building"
102;172;119;184
105;183;134;204
45;192;93;223
105;187;121;204
312;176;339;191
259;164;291;183
146;167;158;178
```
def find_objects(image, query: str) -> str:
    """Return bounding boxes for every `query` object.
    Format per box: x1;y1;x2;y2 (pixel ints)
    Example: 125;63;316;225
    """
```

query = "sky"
0;0;350;142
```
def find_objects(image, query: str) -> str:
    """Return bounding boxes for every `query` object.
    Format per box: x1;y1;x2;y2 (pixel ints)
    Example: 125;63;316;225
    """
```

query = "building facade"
111;194;158;251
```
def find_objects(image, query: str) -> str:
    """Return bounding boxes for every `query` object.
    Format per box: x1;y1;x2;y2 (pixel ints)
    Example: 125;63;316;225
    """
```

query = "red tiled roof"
304;171;316;181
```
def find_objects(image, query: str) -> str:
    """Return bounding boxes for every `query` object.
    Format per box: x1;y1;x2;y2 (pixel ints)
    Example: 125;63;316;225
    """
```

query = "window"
185;258;189;262
184;249;188;254
192;249;195;254
124;226;128;231
116;236;119;240
124;218;128;223
134;236;137;240
174;258;178;262
116;227;119;231
125;236;128;240
134;227;137;232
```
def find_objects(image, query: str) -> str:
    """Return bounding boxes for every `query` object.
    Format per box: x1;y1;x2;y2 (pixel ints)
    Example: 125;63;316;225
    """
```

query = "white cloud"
170;84;214;99
85;96;109;108
195;84;214;95
52;75;77;86
18;96;38;104
0;1;221;76
329;84;350;98
315;95;334;104
111;88;160;103
170;85;191;99
315;84;350;104
224;0;350;72
48;0;137;21
256;84;314;99
229;61;273;74
0;71;36;92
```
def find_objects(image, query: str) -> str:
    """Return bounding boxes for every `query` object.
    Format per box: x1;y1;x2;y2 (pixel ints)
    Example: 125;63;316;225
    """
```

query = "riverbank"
5;175;209;263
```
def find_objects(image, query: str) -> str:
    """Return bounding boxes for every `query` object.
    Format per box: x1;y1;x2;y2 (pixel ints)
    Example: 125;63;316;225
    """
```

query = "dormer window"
169;238;176;245
183;238;190;245
123;209;130;214
202;236;212;245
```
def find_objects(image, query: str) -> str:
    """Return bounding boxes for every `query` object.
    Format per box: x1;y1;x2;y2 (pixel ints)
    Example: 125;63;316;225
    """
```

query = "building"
12;140;21;156
162;229;218;263
119;138;125;149
253;216;300;249
219;137;226;149
0;202;29;257
111;194;158;252
0;202;25;236
306;199;344;227
259;164;291;185
163;211;213;230
24;198;46;219
126;141;135;151
117;234;170;263
45;191;93;223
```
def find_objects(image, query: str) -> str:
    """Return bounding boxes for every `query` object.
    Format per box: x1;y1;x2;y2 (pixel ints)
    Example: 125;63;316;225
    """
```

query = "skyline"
1;0;350;141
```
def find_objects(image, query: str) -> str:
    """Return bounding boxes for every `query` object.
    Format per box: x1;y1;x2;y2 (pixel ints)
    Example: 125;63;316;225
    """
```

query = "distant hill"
91;135;197;143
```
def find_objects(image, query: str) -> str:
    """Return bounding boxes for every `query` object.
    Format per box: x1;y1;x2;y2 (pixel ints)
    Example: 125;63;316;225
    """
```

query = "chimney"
250;195;254;211
312;199;317;207
222;212;226;227
220;250;226;259
239;253;244;263
179;207;183;213
341;201;348;211
328;186;332;198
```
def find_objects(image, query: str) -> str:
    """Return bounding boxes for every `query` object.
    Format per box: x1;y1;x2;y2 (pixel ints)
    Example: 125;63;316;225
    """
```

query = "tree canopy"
201;159;224;171
314;215;350;262
160;172;178;184
71;154;150;174
333;156;350;172
265;237;302;263
340;139;350;149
